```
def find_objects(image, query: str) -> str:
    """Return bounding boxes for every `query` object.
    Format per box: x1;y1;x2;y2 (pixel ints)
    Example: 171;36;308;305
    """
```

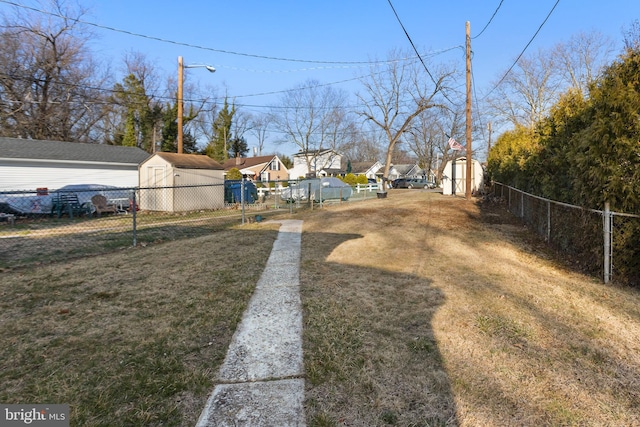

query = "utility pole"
465;21;473;200
176;56;216;155
177;56;184;154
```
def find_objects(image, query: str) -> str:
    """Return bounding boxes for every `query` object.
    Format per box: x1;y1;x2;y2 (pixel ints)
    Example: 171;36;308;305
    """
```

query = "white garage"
0;137;149;191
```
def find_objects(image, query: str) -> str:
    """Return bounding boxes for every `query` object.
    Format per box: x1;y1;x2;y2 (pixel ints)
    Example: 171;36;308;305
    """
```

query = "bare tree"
339;122;384;163
553;31;614;96
102;52;165;151
623;19;640;51
357;50;456;191
0;0;108;142
231;109;253;153
486;50;560;129
271;79;351;173
248;113;270;155
486;30;614;130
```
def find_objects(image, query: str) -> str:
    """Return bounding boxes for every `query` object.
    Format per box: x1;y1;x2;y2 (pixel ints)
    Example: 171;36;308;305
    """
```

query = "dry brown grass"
300;190;640;426
2;190;640;426
0;224;281;426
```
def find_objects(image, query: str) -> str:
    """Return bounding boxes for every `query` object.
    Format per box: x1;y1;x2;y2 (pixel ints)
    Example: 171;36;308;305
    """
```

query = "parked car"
407;178;436;189
281;177;353;202
392;178;411;188
394;178;435;189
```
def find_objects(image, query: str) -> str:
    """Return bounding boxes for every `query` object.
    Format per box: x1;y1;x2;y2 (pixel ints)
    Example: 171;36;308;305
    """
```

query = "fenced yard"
493;182;640;286
2;190;640;426
0;181;381;269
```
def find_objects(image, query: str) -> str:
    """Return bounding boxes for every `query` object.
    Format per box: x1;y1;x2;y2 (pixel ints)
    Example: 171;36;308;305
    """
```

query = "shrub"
356;175;369;185
226;168;242;180
342;173;358;185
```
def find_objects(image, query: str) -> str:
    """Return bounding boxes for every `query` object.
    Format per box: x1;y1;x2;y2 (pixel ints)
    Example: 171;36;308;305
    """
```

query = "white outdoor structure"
139;152;225;212
441;157;484;196
0;137;149;191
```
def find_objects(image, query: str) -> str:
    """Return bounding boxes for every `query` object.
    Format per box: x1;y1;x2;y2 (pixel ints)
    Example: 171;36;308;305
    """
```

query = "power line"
472;0;505;40
386;0;460;108
470;61;487;145
386;0;437;85
481;0;561;100
0;0;425;66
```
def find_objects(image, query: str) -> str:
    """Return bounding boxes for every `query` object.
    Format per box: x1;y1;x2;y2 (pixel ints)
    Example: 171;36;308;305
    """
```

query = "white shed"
0;137;149;191
139;152;225;212
441;157;484;196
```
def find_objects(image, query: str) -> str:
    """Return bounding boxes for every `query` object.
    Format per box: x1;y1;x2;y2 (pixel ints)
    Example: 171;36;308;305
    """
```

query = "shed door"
147;166;166;210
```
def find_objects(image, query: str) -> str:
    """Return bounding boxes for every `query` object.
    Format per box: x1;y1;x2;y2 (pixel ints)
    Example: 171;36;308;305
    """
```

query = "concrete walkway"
196;220;306;427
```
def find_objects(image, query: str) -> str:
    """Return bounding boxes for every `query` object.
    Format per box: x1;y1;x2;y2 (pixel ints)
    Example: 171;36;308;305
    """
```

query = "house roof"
221;155;276;170
153;152;224;170
349;161;382;174
391;164;420;175
0;137;150;164
292;148;337;158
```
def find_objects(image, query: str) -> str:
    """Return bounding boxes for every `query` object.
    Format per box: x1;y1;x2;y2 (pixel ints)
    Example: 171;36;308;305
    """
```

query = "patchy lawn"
2;190;639;426
300;190;640;426
0;225;280;426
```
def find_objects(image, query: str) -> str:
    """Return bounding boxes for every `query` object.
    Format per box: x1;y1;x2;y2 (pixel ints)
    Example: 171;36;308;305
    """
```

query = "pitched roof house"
350;161;383;180
386;163;423;181
221;155;289;181
0;137;150;190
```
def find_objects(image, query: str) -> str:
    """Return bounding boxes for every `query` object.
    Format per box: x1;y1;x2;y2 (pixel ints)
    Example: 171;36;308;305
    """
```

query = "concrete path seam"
195;220;306;427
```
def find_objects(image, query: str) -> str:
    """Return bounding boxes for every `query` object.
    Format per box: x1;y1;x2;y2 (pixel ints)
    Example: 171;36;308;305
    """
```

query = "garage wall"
0;161;140;191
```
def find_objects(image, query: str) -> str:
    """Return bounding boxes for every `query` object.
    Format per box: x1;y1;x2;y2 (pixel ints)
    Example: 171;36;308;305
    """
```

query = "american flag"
448;136;464;151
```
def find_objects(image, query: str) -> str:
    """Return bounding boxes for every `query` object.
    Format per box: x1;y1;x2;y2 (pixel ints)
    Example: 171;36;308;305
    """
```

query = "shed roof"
0;137;150;164
153;152;224;170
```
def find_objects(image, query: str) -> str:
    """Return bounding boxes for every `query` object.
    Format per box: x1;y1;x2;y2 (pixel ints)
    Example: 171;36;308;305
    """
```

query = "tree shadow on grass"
300;230;458;426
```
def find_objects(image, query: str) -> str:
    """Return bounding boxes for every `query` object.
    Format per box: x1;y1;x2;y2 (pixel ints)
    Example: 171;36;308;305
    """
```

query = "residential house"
222;155;289;182
386;163;423;182
0;137;150;191
289;149;342;179
350;161;383;181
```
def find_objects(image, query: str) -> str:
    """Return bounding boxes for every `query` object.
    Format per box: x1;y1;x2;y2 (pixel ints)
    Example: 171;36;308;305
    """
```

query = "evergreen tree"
229;136;249;158
111;74;161;152
572;47;640;212
161;102;178;153
205;98;236;162
161;101;197;153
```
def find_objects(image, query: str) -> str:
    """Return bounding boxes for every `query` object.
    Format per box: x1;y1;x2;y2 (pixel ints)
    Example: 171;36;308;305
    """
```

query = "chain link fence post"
131;189;137;247
241;178;246;225
604;201;611;284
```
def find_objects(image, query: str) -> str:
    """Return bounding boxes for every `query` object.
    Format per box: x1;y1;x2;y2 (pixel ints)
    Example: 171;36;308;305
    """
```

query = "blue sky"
3;0;640;156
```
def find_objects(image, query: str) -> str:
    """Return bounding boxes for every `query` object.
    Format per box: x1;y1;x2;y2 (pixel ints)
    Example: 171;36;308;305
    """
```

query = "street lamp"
177;56;216;154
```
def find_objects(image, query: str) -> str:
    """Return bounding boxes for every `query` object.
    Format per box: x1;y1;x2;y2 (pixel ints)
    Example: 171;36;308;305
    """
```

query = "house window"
270;161;280;171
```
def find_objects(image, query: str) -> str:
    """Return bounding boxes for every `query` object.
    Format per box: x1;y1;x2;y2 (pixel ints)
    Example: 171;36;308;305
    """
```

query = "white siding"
138;154;224;212
441;158;484;195
0;162;139;191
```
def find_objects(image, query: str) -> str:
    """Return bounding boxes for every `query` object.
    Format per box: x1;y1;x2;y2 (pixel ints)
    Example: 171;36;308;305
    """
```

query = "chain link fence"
0;180;381;269
493;182;640;286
